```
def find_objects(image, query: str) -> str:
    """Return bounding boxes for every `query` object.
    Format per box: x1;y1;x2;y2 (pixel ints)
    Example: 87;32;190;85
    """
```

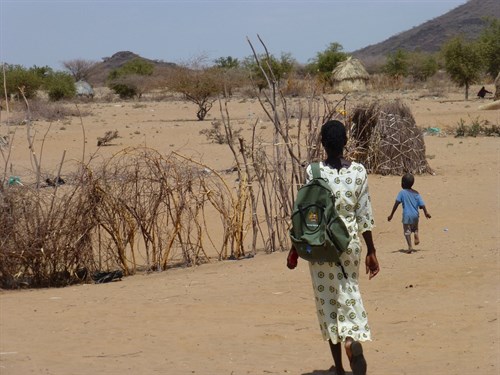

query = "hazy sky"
1;0;467;70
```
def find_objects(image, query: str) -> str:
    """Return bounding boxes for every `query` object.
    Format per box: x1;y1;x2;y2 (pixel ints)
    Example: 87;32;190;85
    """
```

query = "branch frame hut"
350;100;433;176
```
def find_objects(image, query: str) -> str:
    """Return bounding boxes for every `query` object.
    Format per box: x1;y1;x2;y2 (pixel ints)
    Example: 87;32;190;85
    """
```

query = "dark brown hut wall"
350;100;433;175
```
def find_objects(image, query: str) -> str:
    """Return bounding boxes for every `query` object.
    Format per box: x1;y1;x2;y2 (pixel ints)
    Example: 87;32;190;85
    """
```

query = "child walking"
387;173;431;253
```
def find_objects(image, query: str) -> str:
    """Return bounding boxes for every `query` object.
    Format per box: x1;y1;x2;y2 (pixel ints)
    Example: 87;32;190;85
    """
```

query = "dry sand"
0;85;499;375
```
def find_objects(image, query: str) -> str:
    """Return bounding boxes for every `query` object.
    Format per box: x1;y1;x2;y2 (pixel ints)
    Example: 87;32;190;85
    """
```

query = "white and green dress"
305;161;375;344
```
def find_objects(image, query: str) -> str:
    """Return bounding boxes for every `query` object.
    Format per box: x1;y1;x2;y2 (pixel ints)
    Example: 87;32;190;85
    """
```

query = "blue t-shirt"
396;189;425;224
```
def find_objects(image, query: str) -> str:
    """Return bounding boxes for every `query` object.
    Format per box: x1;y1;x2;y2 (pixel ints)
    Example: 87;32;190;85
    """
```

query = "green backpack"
289;163;351;276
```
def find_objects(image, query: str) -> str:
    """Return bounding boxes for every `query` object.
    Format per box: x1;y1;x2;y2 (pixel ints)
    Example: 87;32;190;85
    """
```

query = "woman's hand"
287;246;298;270
365;253;379;280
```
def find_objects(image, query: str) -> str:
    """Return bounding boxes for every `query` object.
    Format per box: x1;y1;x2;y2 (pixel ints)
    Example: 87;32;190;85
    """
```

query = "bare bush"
168;66;224;120
62;59;98;81
97;130;119;146
0;183;96;288
200;120;242;144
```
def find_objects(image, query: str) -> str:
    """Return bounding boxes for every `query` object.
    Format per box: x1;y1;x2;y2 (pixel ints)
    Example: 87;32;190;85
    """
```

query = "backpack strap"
311;162;322;179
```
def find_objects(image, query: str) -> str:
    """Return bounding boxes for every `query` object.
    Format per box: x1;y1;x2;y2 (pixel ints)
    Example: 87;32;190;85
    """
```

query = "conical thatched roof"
332;57;369;82
331;57;369;92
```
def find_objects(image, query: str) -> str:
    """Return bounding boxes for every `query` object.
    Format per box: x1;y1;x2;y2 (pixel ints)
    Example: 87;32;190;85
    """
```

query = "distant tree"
108;58;154;80
108;58;154;99
442;36;482;100
214;56;240;69
62;59;98;81
307;42;348;85
43;71;76;101
477;18;500;79
168;66;223;120
0;64;43;99
30;65;54;80
407;51;439;81
383;49;409;79
212;56;247;97
243;52;296;91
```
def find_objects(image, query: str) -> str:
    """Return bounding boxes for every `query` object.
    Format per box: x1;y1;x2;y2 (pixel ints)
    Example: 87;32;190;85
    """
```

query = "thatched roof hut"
349;100;433;175
331;57;370;92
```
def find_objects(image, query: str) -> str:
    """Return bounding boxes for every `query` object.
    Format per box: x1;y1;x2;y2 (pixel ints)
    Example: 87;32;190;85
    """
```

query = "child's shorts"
403;223;419;235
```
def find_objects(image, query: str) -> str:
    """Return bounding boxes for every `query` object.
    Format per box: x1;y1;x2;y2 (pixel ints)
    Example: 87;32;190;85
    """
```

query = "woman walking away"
287;120;380;375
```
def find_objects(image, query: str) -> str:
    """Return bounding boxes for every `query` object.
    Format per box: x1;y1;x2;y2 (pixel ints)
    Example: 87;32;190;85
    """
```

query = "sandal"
350;341;367;375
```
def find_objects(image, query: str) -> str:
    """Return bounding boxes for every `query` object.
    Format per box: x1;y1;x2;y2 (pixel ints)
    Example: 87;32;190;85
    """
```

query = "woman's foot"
349;341;367;375
328;365;345;375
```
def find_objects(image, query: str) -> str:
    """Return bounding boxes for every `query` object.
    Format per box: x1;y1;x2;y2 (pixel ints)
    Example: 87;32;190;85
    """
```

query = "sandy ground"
0;84;499;374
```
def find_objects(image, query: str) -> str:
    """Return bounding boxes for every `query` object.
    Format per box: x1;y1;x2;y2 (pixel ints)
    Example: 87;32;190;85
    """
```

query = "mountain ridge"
353;0;500;62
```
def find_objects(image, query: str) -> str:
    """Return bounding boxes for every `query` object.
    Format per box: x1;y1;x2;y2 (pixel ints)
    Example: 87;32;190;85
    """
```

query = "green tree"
442;36;483;100
30;65;54;80
478;18;500;79
407;51;439;81
108;58;154;98
43;71;76;101
0;64;43;99
109;58;154;80
243;52;296;91
213;57;247;97
307;42;347;85
384;49;409;79
213;56;240;69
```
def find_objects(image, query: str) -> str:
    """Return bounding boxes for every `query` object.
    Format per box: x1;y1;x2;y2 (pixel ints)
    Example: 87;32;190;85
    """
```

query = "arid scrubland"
1;70;499;289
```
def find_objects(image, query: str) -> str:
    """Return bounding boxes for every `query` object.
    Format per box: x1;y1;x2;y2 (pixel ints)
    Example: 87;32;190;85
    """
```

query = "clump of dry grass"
97;130;119;146
6;99;90;123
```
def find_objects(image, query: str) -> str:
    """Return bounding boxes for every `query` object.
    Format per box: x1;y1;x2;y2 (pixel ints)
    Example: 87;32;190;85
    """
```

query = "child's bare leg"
404;234;412;252
414;230;420;245
404;225;413;253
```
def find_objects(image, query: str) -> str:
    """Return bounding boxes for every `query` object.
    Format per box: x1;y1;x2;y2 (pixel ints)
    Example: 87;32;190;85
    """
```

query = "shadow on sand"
302;370;353;375
391;248;427;254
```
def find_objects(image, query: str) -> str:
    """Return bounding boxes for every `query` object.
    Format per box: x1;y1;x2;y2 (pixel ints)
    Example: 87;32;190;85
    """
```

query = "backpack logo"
307;210;320;228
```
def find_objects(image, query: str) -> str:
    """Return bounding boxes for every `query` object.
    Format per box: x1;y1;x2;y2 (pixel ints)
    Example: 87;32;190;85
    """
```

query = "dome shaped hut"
350;100;433;175
331;57;370;92
75;80;94;98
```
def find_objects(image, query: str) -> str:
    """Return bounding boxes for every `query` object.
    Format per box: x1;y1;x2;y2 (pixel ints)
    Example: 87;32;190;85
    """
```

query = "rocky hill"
353;0;500;62
89;51;177;86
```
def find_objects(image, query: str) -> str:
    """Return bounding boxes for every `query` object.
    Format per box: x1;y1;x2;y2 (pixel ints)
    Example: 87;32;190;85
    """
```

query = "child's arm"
387;201;400;221
420;205;431;219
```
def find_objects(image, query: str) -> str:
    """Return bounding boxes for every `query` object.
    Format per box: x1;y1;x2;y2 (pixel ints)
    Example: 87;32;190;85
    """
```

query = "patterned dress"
305;161;375;344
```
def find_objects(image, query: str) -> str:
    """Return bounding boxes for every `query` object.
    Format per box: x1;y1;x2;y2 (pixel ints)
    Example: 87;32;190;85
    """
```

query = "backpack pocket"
326;214;351;252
